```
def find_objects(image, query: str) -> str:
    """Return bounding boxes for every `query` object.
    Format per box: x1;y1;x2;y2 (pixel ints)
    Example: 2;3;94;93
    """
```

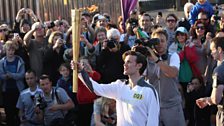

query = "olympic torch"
71;9;81;92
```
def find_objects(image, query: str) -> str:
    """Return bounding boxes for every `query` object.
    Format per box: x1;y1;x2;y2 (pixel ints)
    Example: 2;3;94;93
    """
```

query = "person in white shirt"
74;50;160;126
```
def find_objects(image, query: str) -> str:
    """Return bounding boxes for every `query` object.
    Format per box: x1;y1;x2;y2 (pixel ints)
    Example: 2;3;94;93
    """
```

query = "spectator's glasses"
166;19;176;23
196;26;205;30
0;29;7;32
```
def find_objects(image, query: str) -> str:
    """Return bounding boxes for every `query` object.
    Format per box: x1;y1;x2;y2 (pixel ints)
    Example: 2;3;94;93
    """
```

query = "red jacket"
77;71;101;104
179;45;201;78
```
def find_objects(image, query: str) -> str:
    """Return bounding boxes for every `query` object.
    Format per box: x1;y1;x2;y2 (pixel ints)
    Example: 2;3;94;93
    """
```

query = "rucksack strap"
53;87;64;117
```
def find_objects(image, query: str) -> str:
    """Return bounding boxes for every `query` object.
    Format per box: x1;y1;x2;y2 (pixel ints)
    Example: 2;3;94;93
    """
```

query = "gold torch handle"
71;9;81;93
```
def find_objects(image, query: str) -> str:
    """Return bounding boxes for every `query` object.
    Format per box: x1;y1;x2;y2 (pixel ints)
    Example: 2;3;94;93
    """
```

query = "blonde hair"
101;97;116;116
3;40;18;52
151;28;168;40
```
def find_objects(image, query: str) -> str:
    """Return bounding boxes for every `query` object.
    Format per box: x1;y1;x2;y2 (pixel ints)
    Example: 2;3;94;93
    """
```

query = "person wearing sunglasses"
197;11;215;35
189;0;214;26
165;13;178;48
146;28;185;126
190;20;212;89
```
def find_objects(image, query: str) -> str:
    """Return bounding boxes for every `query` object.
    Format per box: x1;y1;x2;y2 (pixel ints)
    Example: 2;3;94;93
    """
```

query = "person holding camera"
146;28;185;126
13;8;38;39
120;18;148;48
38;74;74;126
97;39;127;83
24;22;48;78
211;10;224;32
16;70;43;126
196;37;224;126
42;31;66;85
81;26;107;70
185;77;210;126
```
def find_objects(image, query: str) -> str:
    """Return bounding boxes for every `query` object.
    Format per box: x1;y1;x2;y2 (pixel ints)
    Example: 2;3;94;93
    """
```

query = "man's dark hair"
26;69;36;76
142;13;150;17
132;45;150;57
122;50;147;75
166;13;178;22
39;74;52;82
211;37;224;50
125;18;138;26
158;12;163;17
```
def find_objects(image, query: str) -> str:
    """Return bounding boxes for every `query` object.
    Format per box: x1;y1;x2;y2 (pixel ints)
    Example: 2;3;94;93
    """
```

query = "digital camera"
34;94;47;110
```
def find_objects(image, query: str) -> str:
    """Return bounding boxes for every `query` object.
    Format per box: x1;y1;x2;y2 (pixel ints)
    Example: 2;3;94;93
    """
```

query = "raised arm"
23;22;40;47
15;8;26;23
26;8;38;22
156;53;179;78
147;48;179;78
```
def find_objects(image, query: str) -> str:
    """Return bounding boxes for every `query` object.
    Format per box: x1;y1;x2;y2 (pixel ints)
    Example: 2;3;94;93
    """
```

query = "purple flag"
120;0;138;31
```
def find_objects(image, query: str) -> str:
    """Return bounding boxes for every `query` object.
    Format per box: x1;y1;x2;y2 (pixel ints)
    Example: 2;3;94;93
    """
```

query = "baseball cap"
175;27;188;35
